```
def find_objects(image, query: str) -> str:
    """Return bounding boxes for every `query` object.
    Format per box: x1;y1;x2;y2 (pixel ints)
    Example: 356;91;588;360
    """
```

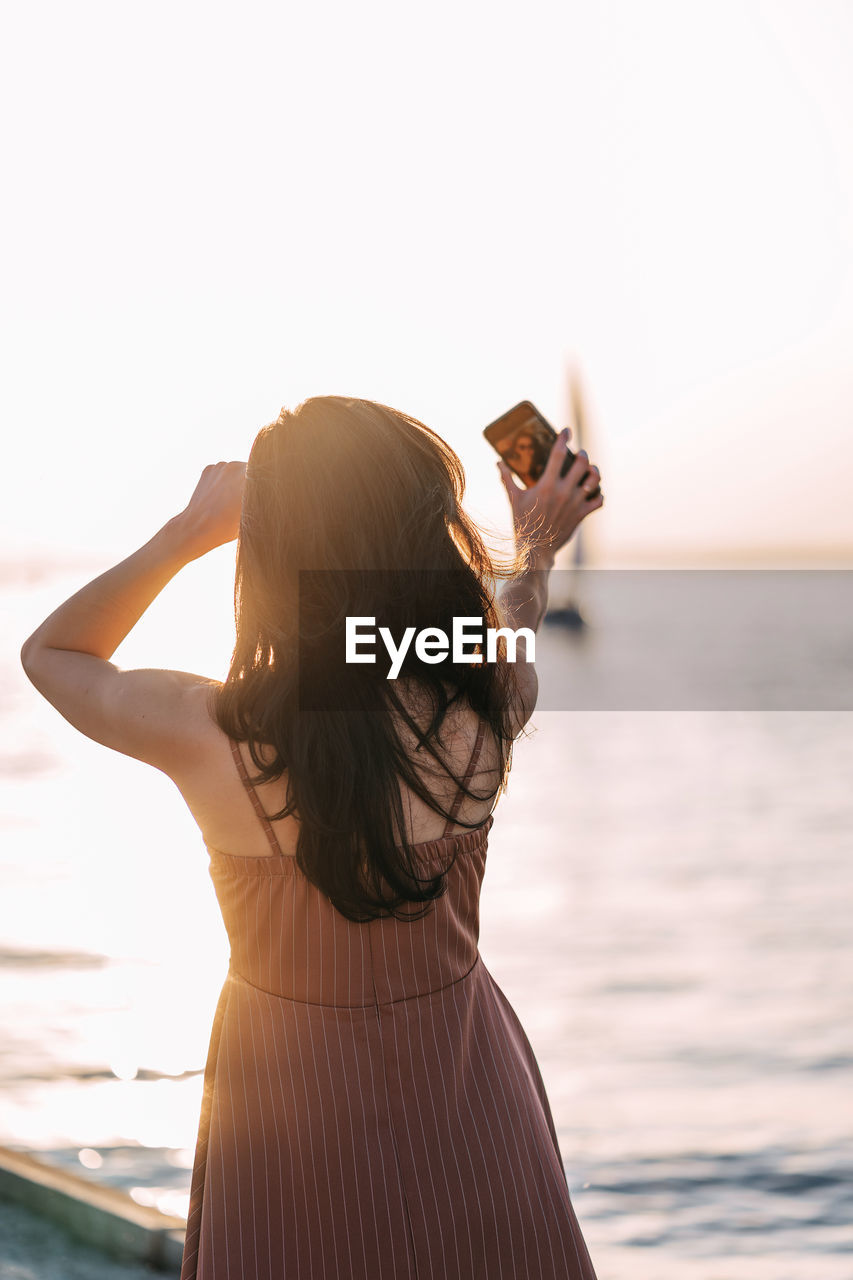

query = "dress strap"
441;717;488;837
229;738;284;857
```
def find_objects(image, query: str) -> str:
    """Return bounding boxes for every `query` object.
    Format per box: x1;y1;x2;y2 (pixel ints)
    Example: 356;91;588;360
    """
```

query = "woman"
504;428;547;488
20;395;604;1280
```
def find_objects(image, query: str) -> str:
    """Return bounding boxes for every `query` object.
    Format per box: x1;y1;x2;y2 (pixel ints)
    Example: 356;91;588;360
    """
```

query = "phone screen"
483;401;573;488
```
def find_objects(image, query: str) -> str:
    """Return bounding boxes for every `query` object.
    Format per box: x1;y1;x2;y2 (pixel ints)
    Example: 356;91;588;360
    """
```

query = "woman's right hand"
496;427;604;558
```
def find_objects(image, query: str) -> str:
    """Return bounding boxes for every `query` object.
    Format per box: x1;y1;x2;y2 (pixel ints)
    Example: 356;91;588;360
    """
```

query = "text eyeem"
346;616;535;680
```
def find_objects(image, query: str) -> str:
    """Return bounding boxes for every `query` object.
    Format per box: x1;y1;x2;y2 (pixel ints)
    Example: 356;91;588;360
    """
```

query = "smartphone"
483;400;600;495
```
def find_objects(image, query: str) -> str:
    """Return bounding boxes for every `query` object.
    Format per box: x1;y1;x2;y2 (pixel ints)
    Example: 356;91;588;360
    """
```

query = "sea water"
2;561;851;1279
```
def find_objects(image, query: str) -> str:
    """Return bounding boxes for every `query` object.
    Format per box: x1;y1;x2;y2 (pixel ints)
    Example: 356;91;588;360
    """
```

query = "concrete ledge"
0;1144;186;1272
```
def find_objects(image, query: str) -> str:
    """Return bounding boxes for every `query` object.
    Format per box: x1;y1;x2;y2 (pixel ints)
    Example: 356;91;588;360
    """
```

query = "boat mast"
546;361;590;628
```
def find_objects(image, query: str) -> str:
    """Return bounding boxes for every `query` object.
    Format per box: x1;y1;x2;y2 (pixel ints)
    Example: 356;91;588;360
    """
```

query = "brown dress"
180;719;598;1279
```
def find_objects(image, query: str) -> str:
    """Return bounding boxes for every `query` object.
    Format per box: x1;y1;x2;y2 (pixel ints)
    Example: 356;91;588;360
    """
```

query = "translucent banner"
295;569;853;711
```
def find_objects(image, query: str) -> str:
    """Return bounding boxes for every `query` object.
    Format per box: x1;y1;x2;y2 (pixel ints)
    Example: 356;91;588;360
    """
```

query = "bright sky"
3;0;852;568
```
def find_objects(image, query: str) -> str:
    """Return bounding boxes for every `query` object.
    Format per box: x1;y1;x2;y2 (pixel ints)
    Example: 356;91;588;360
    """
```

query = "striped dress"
180;719;598;1279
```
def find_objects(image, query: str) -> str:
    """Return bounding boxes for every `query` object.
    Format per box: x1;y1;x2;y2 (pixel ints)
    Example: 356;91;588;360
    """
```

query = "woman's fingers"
497;432;604;556
541;428;572;485
559;450;590;489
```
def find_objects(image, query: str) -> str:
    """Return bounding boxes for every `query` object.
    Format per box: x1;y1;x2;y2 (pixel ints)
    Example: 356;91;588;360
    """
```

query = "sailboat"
544;363;594;630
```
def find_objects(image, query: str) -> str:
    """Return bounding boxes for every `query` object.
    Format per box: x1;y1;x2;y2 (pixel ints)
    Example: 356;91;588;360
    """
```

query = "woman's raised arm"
495;427;604;729
18;461;245;775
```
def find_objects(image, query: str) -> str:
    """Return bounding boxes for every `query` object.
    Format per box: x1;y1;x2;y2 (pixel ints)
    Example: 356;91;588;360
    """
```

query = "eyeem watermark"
346;616;535;679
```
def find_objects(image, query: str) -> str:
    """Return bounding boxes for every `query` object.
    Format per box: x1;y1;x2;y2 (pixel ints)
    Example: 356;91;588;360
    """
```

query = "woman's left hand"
170;461;247;561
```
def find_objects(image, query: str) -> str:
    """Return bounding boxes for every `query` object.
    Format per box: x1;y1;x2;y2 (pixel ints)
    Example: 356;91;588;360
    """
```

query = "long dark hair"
209;395;529;922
